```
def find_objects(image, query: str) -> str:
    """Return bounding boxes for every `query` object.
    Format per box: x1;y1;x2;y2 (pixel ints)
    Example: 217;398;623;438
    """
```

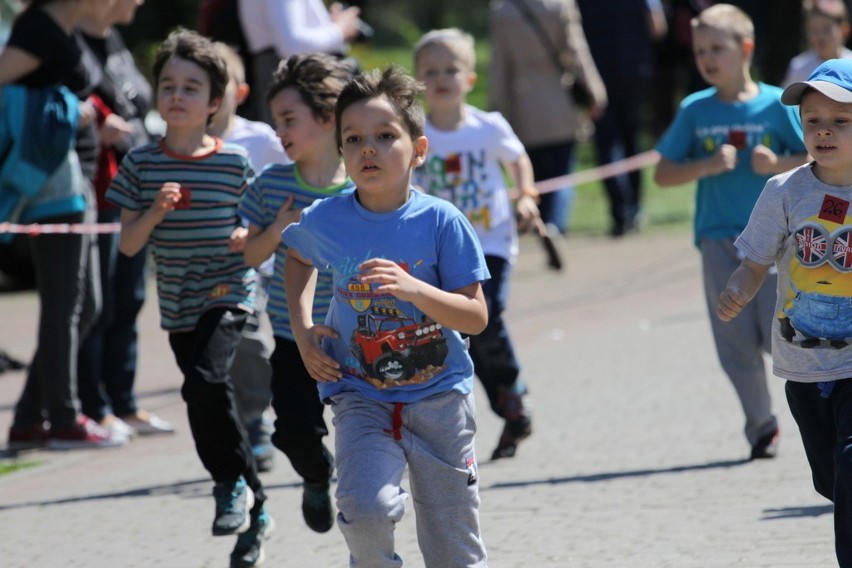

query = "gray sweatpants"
700;238;778;446
330;390;487;568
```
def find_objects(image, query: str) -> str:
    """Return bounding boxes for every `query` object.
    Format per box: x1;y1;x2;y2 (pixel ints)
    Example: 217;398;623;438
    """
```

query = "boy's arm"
358;258;488;335
654;145;737;187
508;152;540;230
117;182;182;256
243;195;298;267
751;145;811;176
716;257;772;322
285;247;342;382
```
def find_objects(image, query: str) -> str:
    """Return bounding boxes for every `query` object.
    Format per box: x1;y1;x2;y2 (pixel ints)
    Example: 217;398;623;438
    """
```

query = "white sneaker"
122;413;175;435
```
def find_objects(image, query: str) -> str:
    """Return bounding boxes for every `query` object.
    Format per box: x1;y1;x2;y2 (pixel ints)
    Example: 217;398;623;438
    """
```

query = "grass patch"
0;459;40;476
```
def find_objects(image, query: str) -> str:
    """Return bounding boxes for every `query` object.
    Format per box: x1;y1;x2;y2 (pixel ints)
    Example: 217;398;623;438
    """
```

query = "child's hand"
150;182;181;220
228;226;248;253
708;143;737;176
77;99;97;128
358;258;421;302
298;325;342;382
751;144;779;176
101;114;133;147
515;195;540;234
274;195;300;227
716;286;749;321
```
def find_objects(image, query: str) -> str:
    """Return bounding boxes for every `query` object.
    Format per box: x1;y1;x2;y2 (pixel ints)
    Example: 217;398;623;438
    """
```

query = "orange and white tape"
0;222;121;235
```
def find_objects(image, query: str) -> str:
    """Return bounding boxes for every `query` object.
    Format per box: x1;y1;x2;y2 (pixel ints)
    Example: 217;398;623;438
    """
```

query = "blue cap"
782;58;852;105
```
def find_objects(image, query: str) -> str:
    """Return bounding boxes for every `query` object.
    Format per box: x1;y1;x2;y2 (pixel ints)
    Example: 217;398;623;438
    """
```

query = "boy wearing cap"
717;57;852;565
654;4;809;460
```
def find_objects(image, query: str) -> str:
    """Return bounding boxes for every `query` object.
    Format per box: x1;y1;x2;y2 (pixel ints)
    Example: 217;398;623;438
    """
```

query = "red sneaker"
8;421;50;451
47;416;126;450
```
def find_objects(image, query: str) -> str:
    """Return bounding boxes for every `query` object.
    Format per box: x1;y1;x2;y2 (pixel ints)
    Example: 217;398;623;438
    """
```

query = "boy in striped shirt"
106;29;270;568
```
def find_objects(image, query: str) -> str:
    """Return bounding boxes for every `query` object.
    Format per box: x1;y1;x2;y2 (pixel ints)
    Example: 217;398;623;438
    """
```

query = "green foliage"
0;459;39;477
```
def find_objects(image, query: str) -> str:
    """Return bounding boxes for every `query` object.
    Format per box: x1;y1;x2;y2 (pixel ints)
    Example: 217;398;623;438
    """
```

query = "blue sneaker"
213;476;255;536
230;506;275;568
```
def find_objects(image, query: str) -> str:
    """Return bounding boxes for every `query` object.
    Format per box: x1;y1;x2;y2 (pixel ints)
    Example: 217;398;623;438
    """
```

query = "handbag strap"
504;0;570;76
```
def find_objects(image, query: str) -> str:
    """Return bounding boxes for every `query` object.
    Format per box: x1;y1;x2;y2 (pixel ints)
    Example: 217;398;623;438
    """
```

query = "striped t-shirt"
106;138;256;332
239;162;354;340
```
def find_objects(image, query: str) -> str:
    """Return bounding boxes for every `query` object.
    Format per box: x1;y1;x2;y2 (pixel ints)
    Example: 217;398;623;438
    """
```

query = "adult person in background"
578;0;667;237
76;0;175;438
488;0;606;240
237;0;363;124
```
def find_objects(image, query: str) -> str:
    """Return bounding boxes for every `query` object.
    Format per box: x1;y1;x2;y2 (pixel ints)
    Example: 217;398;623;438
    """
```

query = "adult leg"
331;393;407;568
527;141;576;234
406;391;487;568
701;239;777;448
169;308;266;512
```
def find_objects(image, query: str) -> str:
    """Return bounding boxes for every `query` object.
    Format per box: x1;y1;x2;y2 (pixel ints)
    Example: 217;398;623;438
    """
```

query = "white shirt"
238;0;345;56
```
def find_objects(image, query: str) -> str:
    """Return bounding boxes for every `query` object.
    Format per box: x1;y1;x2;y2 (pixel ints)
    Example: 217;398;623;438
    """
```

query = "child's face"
339;95;427;200
800;90;852;181
269;87;334;163
806;13;849;60
415;44;475;112
692;27;749;89
156;56;220;131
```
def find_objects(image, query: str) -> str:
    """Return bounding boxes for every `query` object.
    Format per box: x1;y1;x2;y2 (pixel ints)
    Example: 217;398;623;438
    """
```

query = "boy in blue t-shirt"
654;4;809;460
106;29;270;568
283;66;490;567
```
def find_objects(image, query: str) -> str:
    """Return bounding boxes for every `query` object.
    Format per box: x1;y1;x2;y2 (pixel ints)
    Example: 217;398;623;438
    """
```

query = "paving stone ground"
0;229;837;567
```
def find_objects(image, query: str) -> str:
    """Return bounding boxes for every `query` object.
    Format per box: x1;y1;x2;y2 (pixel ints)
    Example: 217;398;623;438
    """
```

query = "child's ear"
412;135;429;167
466;71;478;91
741;37;755;59
236;83;251;106
842;22;851;41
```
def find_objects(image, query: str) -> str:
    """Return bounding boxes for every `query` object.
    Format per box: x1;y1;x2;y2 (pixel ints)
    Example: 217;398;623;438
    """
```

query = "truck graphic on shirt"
350;305;448;382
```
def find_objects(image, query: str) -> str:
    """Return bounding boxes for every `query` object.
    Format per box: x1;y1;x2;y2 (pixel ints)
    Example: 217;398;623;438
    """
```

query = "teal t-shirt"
656;83;806;246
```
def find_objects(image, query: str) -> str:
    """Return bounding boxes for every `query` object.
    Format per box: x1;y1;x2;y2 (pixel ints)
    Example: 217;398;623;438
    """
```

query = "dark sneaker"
8;421;49;451
230;506;275;568
491;415;533;460
302;481;334;533
47;416;126;450
751;428;780;460
213;477;255;536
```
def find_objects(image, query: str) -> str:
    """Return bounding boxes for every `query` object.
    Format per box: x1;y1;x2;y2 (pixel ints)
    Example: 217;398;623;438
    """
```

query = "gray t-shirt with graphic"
736;163;852;382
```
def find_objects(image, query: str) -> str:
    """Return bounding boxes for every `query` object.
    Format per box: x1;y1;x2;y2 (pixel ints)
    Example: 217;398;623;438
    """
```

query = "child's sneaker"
230;506;275;568
8;421;50;451
47;416;126;450
302;481;334;533
491;387;533;460
213;476;255;536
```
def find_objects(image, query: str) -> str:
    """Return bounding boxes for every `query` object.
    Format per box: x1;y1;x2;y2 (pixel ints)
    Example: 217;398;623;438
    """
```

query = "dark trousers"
527;141;576;234
169;308;265;511
786;379;852;566
468;255;524;416
269;336;334;485
78;207;147;420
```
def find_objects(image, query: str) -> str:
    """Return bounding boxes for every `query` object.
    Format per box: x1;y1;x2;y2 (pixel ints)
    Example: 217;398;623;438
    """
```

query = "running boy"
717;57;852;567
654;4;809;460
413;27;539;460
283;66;490;567
105;29;270;568
240;52;355;533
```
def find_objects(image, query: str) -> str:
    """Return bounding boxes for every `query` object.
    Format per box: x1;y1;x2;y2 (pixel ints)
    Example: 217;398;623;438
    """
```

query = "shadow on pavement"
762;504;833;520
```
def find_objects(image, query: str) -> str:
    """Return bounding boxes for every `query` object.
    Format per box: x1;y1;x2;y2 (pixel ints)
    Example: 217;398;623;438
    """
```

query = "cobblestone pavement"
0;229;836;567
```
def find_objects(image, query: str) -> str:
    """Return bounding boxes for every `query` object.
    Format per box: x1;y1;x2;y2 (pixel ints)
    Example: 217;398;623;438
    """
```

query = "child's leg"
269;337;333;483
331;393;407;568
786;379;852;564
168;308;266;509
406;391;487;568
467;255;531;458
700;239;777;447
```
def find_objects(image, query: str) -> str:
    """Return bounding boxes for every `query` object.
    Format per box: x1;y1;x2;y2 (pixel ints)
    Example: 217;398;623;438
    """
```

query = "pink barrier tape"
0;222;122;235
0;152;662;234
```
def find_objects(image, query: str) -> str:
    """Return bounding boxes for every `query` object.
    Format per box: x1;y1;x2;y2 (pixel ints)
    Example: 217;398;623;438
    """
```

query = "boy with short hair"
717;57;852;566
240;52;355;533
105;29;270;568
654;4;809;460
283;65;490;567
782;0;852;87
412;27;539;460
210;41;291;474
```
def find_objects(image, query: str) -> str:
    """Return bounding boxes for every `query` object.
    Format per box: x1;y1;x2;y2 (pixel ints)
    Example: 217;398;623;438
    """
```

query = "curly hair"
266;53;354;121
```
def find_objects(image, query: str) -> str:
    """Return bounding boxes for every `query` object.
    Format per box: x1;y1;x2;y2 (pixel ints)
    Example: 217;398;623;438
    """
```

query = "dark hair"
152;28;229;106
267;53;353;121
334;65;425;149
